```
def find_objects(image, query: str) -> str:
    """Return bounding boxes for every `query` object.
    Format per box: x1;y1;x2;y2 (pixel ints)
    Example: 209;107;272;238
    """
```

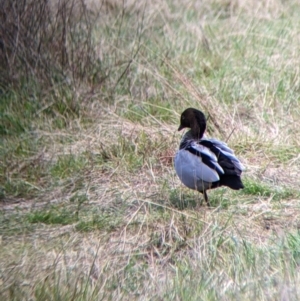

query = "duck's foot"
203;191;210;207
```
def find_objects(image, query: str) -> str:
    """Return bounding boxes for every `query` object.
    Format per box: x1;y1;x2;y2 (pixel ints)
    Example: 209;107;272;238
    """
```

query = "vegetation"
1;0;300;300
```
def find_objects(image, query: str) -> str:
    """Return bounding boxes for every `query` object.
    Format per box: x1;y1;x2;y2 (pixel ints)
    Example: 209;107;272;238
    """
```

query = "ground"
1;0;300;300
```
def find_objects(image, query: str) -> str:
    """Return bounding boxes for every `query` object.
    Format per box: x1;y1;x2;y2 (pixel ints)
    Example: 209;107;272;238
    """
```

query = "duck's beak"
178;125;184;131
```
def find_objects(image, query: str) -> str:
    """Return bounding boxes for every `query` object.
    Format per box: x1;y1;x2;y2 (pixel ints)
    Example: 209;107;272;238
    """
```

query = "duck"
174;108;244;206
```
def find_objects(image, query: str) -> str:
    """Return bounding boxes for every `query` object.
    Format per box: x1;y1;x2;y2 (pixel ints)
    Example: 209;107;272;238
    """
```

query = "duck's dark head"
178;108;206;139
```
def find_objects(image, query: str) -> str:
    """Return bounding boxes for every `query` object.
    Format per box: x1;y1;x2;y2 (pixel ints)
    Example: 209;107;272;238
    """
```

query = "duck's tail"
219;175;244;190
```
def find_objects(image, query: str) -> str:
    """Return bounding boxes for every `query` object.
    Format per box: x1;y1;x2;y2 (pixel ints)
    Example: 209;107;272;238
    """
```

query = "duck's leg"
203;191;210;206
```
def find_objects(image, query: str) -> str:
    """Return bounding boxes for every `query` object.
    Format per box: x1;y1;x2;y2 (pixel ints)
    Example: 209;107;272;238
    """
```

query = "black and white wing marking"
185;141;224;175
199;139;245;175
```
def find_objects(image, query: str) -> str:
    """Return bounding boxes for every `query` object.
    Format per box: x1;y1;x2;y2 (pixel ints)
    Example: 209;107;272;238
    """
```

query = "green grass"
27;206;78;225
0;90;39;136
242;178;297;201
1;0;300;300
50;154;89;179
75;211;123;232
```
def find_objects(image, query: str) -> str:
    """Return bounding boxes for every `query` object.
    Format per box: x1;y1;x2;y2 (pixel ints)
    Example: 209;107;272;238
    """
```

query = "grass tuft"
27;206;77;225
242;178;297;200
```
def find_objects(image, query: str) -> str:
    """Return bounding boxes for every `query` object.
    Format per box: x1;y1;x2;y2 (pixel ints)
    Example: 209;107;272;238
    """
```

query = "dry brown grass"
1;0;300;300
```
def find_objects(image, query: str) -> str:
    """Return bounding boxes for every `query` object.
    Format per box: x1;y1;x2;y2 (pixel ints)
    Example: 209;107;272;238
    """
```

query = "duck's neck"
179;126;206;149
190;122;206;140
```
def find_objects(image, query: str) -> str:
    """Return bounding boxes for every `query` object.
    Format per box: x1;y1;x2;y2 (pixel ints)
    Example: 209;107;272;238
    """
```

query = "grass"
1;0;300;300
